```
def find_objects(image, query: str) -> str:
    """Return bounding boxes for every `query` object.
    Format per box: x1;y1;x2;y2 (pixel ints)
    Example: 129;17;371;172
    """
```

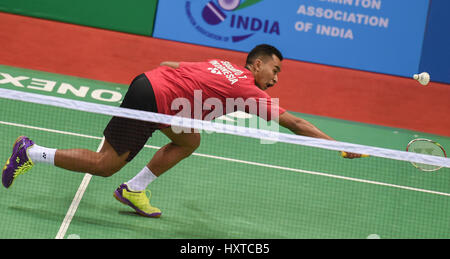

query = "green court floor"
0;65;449;239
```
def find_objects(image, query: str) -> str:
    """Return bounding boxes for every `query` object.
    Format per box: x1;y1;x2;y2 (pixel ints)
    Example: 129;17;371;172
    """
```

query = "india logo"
186;0;280;43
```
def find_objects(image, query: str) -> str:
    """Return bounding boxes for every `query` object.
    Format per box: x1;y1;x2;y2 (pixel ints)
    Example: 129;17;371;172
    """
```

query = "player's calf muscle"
54;149;126;177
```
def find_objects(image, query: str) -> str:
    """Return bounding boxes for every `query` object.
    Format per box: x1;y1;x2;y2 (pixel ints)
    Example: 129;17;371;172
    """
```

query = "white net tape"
1;88;448;168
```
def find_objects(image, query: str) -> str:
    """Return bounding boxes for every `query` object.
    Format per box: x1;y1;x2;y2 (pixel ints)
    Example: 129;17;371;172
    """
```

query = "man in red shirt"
2;44;362;218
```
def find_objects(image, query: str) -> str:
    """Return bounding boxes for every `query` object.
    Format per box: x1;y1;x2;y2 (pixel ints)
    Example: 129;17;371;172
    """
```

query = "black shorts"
103;74;159;162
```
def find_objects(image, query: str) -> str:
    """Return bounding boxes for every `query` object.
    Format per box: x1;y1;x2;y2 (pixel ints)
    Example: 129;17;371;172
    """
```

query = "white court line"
1;120;450;238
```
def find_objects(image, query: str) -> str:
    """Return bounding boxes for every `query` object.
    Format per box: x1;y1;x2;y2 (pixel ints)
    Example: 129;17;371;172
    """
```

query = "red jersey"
144;60;286;121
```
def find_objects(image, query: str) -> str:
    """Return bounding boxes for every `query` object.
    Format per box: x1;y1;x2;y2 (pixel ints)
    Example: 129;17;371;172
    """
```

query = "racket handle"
340;151;369;158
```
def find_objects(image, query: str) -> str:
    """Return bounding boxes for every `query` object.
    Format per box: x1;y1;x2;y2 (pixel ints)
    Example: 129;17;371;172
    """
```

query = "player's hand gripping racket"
406;138;447;172
340;151;369;159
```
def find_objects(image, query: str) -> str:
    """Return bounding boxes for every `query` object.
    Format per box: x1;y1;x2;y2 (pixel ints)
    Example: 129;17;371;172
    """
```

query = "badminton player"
2;44;363;217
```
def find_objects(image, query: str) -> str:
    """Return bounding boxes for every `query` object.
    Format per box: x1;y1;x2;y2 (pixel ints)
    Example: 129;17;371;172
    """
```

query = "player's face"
253;54;282;90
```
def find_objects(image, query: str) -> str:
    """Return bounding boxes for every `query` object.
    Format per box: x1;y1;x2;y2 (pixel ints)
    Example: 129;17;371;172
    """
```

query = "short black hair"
246;44;283;65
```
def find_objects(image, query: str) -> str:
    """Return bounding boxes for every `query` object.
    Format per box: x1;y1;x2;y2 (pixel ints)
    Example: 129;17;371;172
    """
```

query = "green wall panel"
0;0;158;36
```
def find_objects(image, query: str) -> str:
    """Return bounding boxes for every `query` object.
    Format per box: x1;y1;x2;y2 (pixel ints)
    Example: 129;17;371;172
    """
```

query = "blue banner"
153;0;430;78
419;0;450;84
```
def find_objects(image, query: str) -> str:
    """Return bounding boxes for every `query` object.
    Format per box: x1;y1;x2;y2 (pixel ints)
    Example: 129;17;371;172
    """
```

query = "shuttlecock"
413;72;430;86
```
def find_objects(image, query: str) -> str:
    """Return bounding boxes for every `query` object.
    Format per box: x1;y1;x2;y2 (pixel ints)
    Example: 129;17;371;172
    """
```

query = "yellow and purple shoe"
2;136;35;188
113;183;161;218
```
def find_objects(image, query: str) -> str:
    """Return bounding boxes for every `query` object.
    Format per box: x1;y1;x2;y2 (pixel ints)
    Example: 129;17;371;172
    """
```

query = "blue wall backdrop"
153;0;431;79
419;0;450;84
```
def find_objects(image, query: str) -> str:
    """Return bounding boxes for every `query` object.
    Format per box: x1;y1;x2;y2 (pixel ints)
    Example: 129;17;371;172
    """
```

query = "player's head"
246;44;283;90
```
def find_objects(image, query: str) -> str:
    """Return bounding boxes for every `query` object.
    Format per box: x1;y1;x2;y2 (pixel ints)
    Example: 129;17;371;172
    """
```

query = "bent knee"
181;137;200;155
186;133;201;151
90;158;125;177
189;137;201;151
90;147;129;177
96;167;120;177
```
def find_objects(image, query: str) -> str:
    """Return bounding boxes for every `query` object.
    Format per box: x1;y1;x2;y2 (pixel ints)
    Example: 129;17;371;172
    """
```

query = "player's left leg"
114;127;201;218
147;127;201;176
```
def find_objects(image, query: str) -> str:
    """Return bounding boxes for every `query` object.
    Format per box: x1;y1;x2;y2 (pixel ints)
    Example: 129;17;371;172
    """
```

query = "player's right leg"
54;138;129;177
2;136;35;188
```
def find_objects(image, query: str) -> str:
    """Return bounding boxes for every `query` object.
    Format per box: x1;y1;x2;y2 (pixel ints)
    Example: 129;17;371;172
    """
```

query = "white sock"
127;166;157;192
28;144;57;165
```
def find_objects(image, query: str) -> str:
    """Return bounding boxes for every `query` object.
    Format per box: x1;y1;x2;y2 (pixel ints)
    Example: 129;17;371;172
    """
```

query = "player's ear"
254;58;263;72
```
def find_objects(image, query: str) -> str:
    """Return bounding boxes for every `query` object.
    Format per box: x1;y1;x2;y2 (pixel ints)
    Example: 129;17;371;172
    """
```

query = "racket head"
406;138;447;172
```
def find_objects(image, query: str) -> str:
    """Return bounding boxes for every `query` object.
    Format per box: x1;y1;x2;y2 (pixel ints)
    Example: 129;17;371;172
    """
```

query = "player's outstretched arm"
278;111;334;140
160;61;180;69
278;112;363;159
